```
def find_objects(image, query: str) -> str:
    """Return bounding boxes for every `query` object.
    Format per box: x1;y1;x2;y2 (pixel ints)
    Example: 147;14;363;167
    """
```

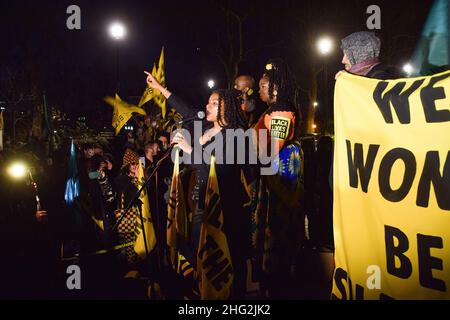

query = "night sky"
0;0;433;130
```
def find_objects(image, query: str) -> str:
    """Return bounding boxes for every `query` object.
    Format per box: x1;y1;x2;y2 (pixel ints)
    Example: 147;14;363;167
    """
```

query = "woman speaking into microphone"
144;71;251;298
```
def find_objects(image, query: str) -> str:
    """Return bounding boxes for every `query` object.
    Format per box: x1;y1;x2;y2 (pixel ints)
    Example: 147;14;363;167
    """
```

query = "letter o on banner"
378;148;417;202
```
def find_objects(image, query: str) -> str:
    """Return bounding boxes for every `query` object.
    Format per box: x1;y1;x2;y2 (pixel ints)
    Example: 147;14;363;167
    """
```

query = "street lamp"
7;162;47;221
316;36;334;133
207;80;215;89
317;37;333;56
109;21;126;94
313;102;319;108
109;22;126;40
403;63;414;76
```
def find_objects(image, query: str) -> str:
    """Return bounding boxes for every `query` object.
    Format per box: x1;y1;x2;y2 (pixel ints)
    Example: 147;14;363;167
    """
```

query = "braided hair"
263;58;301;138
213;89;248;130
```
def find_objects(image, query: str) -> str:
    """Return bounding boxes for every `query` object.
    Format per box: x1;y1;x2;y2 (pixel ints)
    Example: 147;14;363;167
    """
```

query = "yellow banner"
133;158;156;258
167;148;188;266
104;94;146;135
138;63;157;108
197;156;234;300
154;47;167;119
332;71;450;300
138;47;167;118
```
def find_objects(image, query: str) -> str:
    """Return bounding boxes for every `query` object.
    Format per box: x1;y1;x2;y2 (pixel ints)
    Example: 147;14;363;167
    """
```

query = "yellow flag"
167;148;179;264
167;148;188;266
133;158;157;258
138;63;157;108
104;94;146;135
138;47;167;118
154;47;167;119
197;156;234;300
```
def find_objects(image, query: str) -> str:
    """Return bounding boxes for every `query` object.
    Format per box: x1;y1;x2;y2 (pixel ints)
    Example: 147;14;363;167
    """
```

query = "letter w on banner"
332;71;450;300
197;156;234;300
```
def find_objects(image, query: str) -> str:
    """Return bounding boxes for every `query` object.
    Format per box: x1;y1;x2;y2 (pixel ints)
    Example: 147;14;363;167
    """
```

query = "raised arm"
144;71;196;118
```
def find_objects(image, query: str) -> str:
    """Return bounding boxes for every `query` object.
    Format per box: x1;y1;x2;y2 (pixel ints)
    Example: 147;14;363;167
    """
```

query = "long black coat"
167;95;251;258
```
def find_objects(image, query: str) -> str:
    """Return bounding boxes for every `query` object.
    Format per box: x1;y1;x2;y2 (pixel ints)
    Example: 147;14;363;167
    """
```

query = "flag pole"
136;201;149;258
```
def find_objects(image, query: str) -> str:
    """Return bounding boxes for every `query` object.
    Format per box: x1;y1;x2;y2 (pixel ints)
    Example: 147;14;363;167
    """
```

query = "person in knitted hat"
114;148;142;270
121;148;140;176
336;31;400;80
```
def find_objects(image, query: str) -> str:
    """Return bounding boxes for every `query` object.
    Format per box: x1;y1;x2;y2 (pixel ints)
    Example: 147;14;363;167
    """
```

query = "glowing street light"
7;161;45;219
317;37;333;56
315;36;334;133
313;102;319;108
403;63;414;76
207;80;215;89
312;124;317;130
109;22;126;40
108;21;126;94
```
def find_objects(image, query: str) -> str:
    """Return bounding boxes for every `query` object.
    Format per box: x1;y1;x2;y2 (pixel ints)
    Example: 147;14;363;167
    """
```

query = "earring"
273;90;278;96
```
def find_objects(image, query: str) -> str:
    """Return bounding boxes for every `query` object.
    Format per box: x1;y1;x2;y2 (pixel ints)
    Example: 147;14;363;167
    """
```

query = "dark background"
0;0;433;130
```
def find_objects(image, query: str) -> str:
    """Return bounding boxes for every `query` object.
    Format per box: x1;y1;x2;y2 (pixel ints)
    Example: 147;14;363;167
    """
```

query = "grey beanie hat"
341;31;381;65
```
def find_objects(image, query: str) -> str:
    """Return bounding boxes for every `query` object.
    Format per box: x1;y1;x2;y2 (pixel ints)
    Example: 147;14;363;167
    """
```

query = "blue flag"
64;140;80;204
411;0;450;75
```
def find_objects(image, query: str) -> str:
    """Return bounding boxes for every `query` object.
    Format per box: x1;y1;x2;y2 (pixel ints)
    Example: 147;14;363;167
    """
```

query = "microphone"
175;111;205;125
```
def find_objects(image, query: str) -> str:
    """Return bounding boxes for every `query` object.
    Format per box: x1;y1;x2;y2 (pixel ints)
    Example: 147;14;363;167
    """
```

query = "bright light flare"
317;37;333;55
7;162;28;179
109;22;126;40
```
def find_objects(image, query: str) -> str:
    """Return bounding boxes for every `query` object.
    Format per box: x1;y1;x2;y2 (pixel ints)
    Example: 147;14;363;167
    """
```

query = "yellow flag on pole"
138;47;167;118
133;158;157;258
167;148;188;266
104;94;146;135
167;148;179;264
153;47;167;119
197;156;234;300
138;63;157;108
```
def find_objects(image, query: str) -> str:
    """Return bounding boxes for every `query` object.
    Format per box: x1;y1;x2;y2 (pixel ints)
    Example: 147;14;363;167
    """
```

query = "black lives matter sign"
270;117;290;140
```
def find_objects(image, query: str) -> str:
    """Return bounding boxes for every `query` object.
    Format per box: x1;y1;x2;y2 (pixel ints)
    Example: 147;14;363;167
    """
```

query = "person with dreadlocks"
249;58;305;298
144;71;251;299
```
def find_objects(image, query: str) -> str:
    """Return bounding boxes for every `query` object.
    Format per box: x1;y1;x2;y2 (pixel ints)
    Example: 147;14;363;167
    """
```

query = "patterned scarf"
349;57;380;76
